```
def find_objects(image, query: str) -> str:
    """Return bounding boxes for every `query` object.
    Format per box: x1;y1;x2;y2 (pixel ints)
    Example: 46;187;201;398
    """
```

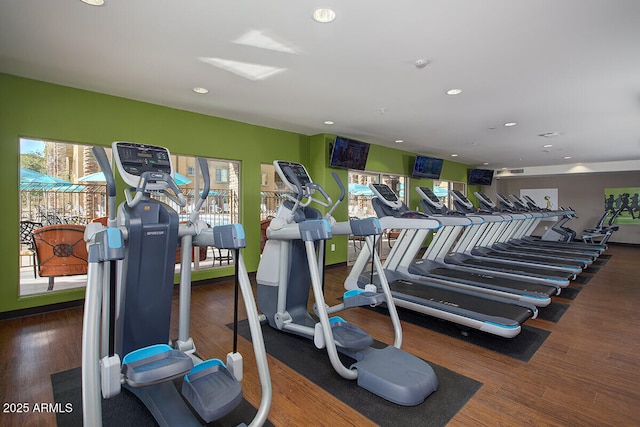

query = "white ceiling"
1;0;639;170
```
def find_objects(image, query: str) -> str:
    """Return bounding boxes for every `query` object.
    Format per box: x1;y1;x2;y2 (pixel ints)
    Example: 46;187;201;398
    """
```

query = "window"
216;168;229;183
434;180;466;211
259;163;286;220
347;171;407;218
19;138;240;297
347;170;407;264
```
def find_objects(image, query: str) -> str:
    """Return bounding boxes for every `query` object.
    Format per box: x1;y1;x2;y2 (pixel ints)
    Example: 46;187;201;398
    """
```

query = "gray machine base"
349;346;438;406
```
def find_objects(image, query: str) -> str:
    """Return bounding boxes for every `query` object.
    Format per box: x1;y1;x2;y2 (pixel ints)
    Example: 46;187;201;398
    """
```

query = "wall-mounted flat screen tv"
329;136;370;171
412;155;444;179
468;168;495;186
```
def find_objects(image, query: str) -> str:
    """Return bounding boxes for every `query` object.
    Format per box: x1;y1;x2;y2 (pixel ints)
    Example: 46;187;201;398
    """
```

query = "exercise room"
1;1;639;426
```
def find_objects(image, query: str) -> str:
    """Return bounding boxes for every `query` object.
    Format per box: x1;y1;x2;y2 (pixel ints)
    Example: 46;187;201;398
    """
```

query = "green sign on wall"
604;187;640;225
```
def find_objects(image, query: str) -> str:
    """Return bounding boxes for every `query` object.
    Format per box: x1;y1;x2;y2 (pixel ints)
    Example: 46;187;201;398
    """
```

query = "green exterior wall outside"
0;73;475;314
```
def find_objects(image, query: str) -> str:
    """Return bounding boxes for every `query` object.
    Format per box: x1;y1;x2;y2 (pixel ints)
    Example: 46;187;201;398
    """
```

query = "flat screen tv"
468;168;495;186
329;136;370;171
412;155;444;179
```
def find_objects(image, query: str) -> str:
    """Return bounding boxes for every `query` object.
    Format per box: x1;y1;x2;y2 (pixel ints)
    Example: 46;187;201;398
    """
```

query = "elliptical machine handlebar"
125;171;187;209
281;165;333;214
325;172;345;220
92;146;118;227
187;158;210;224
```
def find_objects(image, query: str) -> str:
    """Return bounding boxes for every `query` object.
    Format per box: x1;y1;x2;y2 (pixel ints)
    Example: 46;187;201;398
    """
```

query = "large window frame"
18;138;240;297
434;179;467;211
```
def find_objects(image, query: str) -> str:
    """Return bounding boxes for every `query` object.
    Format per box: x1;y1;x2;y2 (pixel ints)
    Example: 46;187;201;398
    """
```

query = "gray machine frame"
82;142;271;427
256;160;438;406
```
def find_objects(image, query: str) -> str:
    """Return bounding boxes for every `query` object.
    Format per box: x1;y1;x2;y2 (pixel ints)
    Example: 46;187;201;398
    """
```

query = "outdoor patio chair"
32;224;88;291
19;220;42;278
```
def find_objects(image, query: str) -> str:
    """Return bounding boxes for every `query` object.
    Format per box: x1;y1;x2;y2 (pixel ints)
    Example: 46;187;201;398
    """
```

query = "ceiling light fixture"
504;122;517;127
563;156;572;160
81;0;104;5
451;154;459;157
446;89;462;95
543;144;553;148
312;8;336;23
483;162;489;165
193;87;209;94
395;139;404;144
539;132;561;138
323;120;334;125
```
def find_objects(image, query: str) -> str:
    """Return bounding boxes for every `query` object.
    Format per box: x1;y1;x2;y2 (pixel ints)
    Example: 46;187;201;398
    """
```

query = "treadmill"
420;189;575;287
383;186;559;306
500;194;606;256
461;192;594;268
344;183;538;339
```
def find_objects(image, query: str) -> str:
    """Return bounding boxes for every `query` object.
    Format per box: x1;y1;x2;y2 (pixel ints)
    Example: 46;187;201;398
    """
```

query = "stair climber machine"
344;183;538;339
495;193;605;257
410;187;559;306
442;189;579;285
465;192;594;268
82;142;271;427
256;161;438;406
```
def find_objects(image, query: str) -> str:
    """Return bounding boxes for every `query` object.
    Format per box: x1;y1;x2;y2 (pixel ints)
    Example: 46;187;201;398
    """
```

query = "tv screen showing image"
412;156;444;179
468;168;495;186
329;136;370;171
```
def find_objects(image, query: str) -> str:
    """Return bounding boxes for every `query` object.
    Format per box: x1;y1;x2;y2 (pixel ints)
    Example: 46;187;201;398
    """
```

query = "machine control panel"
113;142;174;190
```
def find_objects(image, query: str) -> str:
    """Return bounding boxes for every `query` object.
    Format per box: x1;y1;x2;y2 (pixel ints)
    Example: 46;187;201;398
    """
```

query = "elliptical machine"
256;161;438;406
82;142;271;426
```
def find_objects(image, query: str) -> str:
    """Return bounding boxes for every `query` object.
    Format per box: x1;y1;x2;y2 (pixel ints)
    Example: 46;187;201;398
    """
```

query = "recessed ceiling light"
483;162;489;165
312;8;336;23
81;0;104;5
451;154;459;157
395;139;404;144
446;89;462;95
324;120;334;125
504;122;517;127
193;87;209;94
543;144;553;148
563;156;572;160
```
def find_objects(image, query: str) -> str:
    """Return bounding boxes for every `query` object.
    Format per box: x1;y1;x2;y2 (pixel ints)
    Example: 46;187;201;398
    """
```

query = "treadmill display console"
371;184;398;201
419;187;440;204
476;192;495;206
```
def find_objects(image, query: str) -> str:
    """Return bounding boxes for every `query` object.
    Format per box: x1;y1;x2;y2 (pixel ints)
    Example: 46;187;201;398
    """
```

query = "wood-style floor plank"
0;244;638;426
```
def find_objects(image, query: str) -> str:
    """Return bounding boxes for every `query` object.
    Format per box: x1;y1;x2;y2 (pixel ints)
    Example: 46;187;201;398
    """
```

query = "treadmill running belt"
390;279;534;324
428;268;557;296
479;249;585;268
451;257;571;280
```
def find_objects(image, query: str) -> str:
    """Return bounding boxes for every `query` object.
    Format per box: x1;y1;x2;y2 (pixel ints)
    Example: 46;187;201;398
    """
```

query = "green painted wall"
0;73;476;314
0;73;308;313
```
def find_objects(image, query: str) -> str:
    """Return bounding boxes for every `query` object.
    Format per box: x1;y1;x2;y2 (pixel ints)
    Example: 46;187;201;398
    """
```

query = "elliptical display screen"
372;184;398;201
113;141;174;188
116;142;172;176
275;161;312;192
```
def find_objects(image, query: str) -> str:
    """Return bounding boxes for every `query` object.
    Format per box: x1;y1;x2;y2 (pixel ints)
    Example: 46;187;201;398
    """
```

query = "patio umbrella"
348;183;374;196
78;171;192;185
432;186;448;197
20;168;71;191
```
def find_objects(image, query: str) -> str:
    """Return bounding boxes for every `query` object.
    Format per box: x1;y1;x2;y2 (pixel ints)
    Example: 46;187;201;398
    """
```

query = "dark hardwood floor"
1;244;638;426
